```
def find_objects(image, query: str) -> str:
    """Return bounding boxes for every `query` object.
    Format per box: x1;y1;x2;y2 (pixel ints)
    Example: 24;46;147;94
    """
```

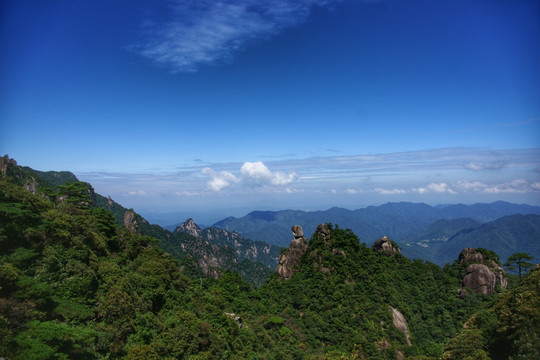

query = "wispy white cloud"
127;190;147;196
375;188;407;195
131;0;342;72
412;183;456;194
463;161;506;171
456;179;533;194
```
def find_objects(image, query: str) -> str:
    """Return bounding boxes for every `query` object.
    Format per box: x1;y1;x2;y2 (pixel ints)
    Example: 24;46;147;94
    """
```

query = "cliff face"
459;248;508;295
276;225;309;280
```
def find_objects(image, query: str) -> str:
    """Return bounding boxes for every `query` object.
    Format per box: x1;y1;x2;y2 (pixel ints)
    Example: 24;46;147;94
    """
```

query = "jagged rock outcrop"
0;155;15;176
123;210;140;234
458;248;508;295
372;236;401;255
276;225;309;280
23;179;37;194
391;307;412;346
176;218;203;238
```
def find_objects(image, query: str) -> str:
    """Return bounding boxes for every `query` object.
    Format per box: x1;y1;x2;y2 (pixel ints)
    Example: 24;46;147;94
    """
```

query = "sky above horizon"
1;0;539;225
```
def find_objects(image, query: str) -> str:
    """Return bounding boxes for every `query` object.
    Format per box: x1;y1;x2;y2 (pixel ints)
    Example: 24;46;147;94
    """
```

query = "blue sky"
1;0;539;225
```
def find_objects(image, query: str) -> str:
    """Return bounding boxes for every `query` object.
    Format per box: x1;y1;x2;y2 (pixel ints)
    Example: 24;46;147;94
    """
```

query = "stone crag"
372;235;401;255
458;248;508;295
276;225;309;280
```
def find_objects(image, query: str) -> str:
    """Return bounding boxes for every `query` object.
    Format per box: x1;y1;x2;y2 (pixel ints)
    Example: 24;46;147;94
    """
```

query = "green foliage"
2;163;531;359
441;328;490;360
504;252;534;278
58;181;94;209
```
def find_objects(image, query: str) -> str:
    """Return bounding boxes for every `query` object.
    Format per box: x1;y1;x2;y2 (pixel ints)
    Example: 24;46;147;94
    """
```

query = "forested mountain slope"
1;156;538;359
174;218;281;268
0;156;273;286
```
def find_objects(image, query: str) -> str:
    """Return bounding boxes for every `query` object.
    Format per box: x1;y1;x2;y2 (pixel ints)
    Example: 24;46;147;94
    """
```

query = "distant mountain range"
211;202;540;266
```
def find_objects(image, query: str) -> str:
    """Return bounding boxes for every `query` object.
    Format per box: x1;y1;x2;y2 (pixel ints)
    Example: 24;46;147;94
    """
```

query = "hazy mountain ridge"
435;214;540;266
211;202;540;265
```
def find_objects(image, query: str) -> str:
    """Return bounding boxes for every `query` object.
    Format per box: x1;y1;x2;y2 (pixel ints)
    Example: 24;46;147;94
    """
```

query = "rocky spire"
276;225;309;280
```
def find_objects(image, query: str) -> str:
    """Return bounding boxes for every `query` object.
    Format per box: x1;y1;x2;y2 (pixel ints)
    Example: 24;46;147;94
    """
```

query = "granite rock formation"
459;248;508;295
276;225;309;280
176;218;203;238
372;236;401;255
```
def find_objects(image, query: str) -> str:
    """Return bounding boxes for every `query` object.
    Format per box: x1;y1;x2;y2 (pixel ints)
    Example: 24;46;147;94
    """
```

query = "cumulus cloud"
201;167;240;191
240;161;297;186
202;161;297;191
132;0;341;72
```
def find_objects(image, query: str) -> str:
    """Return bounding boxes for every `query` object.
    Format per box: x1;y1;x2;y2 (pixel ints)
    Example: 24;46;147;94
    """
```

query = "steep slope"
1;156;271;286
175;219;281;268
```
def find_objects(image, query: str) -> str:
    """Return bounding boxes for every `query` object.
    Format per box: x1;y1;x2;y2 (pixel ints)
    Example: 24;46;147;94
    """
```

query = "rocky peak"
371;236;401;255
458;248;508;295
276;225;309;280
176;218;202;238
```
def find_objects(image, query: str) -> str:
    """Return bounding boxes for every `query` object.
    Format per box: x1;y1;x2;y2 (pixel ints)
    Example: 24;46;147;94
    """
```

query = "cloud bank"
77;147;540;213
131;0;341;72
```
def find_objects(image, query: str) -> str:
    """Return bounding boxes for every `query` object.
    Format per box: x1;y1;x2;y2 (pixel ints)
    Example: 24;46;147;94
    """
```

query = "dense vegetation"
1;158;538;359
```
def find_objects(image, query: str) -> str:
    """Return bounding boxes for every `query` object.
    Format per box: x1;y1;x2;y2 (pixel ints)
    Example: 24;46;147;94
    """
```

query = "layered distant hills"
211;202;540;266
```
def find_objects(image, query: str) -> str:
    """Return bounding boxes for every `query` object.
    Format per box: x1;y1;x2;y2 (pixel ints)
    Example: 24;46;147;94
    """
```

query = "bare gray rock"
176;218;203;238
458;248;508;295
276;225;309;280
391;307;412;346
123;210;140;234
